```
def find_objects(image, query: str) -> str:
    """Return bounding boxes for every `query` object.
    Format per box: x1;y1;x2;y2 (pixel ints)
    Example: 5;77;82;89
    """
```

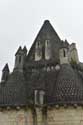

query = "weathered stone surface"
0;109;33;125
47;107;83;125
0;107;83;125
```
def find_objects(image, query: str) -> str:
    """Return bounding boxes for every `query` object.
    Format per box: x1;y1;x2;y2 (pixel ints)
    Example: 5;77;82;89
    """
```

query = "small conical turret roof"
23;46;27;54
2;63;10;72
15;46;22;56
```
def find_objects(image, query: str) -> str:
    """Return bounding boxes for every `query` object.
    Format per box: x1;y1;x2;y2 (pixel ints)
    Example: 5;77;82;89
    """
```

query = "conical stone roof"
27;20;64;62
52;64;83;104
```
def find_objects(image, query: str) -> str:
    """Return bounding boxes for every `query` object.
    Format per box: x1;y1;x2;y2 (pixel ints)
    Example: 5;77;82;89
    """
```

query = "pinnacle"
44;20;50;24
2;63;10;72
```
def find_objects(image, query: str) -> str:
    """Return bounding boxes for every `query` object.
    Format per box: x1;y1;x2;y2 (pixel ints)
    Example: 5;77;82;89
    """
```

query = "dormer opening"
45;39;51;60
35;41;42;61
59;48;69;64
34;89;45;105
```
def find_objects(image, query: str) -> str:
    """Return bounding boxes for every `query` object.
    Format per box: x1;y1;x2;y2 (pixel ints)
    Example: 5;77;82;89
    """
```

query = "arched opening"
63;49;66;57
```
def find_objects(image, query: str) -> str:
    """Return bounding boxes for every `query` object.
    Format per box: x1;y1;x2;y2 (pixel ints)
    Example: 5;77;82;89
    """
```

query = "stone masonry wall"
47;106;83;125
0;108;33;125
0;107;83;125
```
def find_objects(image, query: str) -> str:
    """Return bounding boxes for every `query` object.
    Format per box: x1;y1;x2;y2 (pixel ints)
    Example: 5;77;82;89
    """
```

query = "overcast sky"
0;0;83;77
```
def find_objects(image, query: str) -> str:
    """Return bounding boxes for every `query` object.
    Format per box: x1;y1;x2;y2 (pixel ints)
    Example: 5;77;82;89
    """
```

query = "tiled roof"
0;71;27;106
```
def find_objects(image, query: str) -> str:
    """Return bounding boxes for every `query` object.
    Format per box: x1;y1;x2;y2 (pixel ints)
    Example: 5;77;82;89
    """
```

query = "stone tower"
69;43;79;64
14;46;27;72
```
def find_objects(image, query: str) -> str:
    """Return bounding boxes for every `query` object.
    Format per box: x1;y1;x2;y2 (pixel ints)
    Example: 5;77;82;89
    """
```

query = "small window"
36;41;40;48
63;50;66;57
46;40;49;46
38;42;40;47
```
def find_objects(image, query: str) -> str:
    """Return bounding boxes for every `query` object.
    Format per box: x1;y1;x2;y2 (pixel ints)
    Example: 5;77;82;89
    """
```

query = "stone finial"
44;20;50;24
64;104;67;108
55;105;59;109
2;63;10;72
7;106;11;110
23;46;27;54
16;106;20;110
73;104;78;108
